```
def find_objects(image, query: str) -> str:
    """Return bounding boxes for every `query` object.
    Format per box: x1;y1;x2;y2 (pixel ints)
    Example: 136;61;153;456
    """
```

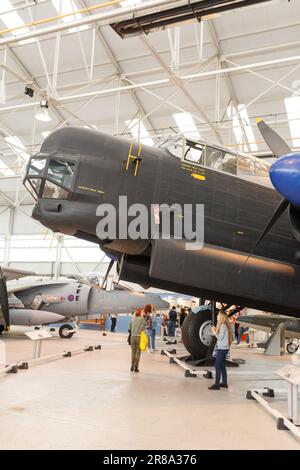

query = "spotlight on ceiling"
35;99;51;122
24;85;34;98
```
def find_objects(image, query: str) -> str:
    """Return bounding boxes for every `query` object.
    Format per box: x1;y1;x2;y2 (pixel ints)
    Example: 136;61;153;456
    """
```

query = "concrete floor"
0;330;299;450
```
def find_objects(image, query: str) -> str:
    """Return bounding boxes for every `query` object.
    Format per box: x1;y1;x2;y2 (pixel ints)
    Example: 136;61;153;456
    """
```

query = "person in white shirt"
208;309;233;390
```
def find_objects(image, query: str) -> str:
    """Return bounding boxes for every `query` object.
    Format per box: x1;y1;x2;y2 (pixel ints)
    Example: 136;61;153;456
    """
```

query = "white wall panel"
0;208;10;235
13;206;45;235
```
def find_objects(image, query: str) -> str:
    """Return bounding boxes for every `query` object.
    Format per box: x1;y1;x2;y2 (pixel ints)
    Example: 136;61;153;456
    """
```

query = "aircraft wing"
6;281;71;295
3;267;35;281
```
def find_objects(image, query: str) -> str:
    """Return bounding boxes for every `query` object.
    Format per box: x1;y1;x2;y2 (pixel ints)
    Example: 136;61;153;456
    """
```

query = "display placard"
276;365;300;385
25;330;52;341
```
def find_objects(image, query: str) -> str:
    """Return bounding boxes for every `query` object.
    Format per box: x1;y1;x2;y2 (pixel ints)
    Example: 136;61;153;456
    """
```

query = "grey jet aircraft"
0;267;168;338
23;120;300;358
238;313;300;354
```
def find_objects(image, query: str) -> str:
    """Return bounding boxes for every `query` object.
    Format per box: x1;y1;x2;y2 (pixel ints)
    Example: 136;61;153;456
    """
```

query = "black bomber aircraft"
22;119;300;359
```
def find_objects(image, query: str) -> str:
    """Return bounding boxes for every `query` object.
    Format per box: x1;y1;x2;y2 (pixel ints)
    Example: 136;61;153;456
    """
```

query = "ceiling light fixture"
24;85;34;98
35;100;51;122
35;109;51;122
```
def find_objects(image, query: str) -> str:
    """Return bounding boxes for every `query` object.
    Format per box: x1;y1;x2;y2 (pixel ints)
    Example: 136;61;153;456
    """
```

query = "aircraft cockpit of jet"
158;135;272;187
23;155;76;201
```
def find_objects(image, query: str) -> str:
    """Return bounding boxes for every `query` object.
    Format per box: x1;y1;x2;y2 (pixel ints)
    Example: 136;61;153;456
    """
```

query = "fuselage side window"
205;147;223;170
237;155;269;178
222;153;238;175
205;147;237;175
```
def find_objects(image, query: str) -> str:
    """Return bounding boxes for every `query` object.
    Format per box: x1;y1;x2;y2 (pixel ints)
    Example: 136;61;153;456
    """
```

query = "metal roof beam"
140;33;224;144
207;20;249;149
79;0;157;137
0;0;183;47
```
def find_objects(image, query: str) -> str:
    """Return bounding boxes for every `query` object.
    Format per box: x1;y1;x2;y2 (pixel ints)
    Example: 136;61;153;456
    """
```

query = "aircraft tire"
181;310;212;359
286;342;299;354
59;324;74;339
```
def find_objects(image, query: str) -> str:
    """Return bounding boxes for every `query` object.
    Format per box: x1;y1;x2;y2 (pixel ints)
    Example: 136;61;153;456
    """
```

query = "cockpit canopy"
24;154;76;200
158;135;271;187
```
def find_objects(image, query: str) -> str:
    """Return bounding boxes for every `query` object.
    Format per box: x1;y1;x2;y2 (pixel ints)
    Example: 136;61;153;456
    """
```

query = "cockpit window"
30;178;42;195
47;159;75;188
28;157;47;176
24;155;76;201
43;180;69;199
158;136;184;159
205;147;237;175
24;180;37;200
184;141;205;164
206;147;223;169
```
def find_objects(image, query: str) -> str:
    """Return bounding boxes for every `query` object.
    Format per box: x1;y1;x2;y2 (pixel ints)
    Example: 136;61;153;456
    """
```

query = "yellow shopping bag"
140;330;148;352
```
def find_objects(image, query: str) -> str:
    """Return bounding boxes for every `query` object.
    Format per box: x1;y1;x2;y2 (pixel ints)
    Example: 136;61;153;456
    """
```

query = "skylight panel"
284;96;300;148
173;112;200;139
227;105;245;151
238;105;258;152
121;0;142;6
52;0;87;32
0;0;29;36
5;136;30;162
41;131;51;139
0;160;15;177
125;119;154;146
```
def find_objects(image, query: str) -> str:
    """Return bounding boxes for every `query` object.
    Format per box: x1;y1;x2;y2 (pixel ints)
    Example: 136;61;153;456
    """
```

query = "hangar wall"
0;203;110;277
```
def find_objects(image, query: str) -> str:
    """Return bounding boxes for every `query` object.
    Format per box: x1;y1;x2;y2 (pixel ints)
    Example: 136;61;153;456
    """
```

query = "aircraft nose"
32;199;81;235
32;202;60;232
270;153;300;206
159;298;170;309
32;202;41;220
147;294;169;309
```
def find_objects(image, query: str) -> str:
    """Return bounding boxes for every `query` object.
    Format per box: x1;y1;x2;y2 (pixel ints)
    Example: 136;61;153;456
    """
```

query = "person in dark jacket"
179;308;187;327
168;306;177;337
110;313;117;332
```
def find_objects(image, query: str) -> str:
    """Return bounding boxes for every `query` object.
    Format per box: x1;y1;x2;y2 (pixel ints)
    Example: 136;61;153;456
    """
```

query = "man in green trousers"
129;309;146;373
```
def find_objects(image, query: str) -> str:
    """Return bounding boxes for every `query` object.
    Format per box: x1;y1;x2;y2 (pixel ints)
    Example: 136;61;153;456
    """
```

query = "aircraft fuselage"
24;127;300;317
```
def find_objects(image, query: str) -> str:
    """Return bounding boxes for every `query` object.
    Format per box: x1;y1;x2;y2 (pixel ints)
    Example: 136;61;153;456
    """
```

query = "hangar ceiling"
0;0;298;273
